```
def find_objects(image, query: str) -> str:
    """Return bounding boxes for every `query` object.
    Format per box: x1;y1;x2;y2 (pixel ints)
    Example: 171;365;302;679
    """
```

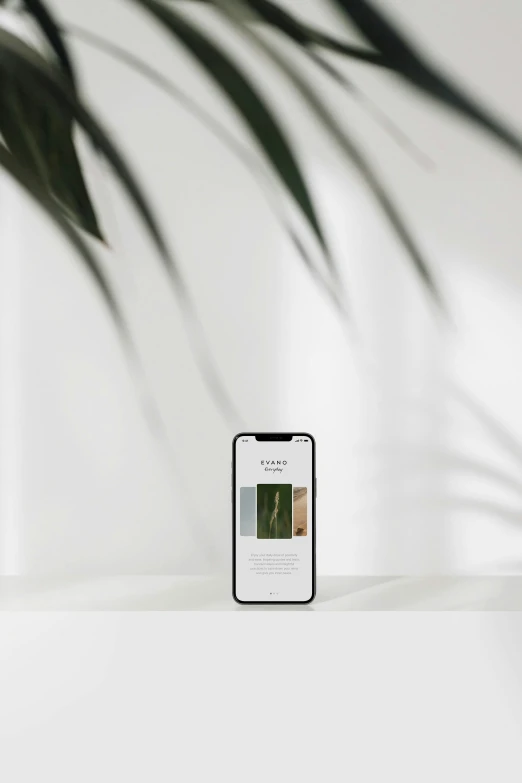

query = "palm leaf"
242;3;430;167
0;145;224;465
0;73;105;239
23;0;77;86
0;144;126;335
305;48;431;168
66;23;347;315
0;27;179;277
0;25;240;422
243;0;387;66
331;0;522;160
129;0;332;264
179;0;387;65
214;0;441;303
210;0;428;164
0;3;104;238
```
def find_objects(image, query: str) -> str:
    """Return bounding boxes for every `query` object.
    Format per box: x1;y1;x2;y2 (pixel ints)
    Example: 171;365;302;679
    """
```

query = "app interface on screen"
235;436;314;602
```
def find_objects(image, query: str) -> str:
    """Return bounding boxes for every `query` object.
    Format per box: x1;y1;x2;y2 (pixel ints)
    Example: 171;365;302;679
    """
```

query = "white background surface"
2;0;522;575
1;612;522;782
3;6;522;775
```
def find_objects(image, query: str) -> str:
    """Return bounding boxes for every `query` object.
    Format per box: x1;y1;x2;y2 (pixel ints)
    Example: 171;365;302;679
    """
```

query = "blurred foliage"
1;0;521;415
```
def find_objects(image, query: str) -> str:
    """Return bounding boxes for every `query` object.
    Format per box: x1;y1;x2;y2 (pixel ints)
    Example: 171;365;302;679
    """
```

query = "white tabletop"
1;575;522;610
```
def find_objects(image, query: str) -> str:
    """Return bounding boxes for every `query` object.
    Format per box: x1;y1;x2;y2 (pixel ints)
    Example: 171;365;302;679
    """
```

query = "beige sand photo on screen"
293;487;307;536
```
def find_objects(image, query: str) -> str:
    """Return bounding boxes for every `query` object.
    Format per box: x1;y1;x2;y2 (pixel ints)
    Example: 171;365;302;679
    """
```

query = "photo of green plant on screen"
257;484;292;539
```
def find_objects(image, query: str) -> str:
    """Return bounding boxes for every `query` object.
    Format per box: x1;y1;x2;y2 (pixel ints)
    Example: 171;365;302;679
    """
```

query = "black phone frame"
232;433;316;605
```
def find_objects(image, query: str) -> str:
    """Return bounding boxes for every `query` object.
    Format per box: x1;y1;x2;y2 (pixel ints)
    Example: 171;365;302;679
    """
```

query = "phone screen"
233;434;315;604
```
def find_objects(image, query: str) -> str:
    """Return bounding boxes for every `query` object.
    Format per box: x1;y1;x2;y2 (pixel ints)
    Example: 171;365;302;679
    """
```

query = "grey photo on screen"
240;487;256;537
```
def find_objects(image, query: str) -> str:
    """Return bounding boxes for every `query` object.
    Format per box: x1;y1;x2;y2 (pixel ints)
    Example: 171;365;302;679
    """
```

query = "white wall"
2;0;522;574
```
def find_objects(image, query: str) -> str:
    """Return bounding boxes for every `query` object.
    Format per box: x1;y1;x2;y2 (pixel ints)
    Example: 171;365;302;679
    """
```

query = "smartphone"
232;433;316;604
